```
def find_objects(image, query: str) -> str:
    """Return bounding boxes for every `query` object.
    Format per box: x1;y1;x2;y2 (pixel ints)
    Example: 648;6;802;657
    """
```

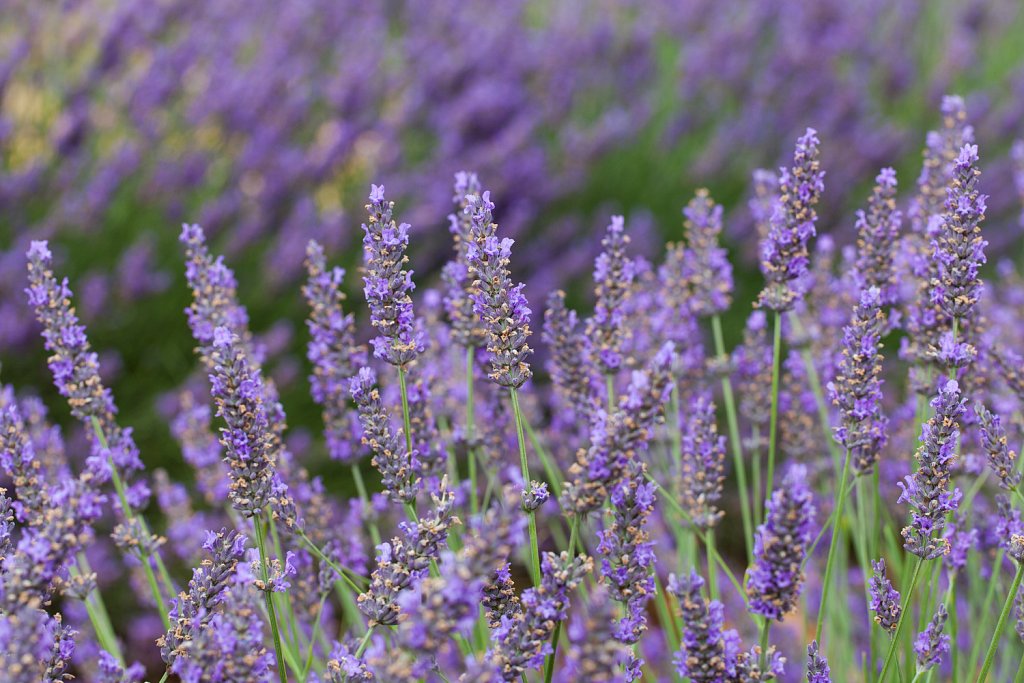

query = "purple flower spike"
669;569;731;682
854;168;902;307
757;128;825;311
465;191;533;389
682;189;733;317
361;184;424;368
349;367;419;505
586;215;636;373
828;287;888;475
679;392;727;529
303;240;365;463
543;290;598;419
914;604;950;671
976;403;1022;491
442;171;487;349
869;559;902;634
898;379;965;560
806;641;831;683
746;464;816;621
933;143;987;321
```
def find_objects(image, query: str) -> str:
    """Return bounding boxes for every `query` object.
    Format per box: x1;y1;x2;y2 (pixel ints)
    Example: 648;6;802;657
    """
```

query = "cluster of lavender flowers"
6;95;1024;683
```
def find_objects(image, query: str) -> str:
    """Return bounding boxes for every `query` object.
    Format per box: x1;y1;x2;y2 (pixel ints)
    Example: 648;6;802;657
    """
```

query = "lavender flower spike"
746;464;816;621
976;403;1022;491
303;240;364;462
349;367;419;504
208;326;298;526
933;144;987;321
465;191;533;388
669;569;728;682
565;588;631;683
682;189;733;317
828;287;888;475
853;168;902;306
678;392;727;529
914;604;950;671
757;128;825;311
362;184;424;368
442;171;486;349
543;290;598;418
806;641;831;683
898;379;965;559
586;215;636;373
869;559;902;634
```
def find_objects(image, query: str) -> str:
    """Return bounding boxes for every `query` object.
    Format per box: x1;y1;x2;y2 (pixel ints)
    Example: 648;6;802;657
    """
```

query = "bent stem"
510;387;542;585
254;516;288;683
711;313;754;563
814;449;852;643
765;311;783;508
978;562;1024;682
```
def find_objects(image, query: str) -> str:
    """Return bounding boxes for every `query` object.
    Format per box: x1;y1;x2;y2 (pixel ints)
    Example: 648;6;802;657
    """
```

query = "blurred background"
3;0;1024;472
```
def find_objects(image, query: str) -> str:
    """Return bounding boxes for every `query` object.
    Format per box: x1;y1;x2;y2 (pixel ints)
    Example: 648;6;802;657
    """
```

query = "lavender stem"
815;449;853;643
511;387;542;585
879;557;926;682
977;563;1024;682
253;515;288;683
765;310;782;508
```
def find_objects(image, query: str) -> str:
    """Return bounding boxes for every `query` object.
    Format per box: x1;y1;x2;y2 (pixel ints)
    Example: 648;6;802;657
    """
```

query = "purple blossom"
757;128;825;311
853;168;902;307
669;569;731;682
976;403;1022;491
678;392;726;529
465;191;533;389
869;559;901;634
361;184;424;368
806;641;831;683
898;379;965;560
746;464;816;621
914;604;950;671
586;215;636;373
543;290;598;420
442;171;487;349
681;189;732;317
349;367;419;505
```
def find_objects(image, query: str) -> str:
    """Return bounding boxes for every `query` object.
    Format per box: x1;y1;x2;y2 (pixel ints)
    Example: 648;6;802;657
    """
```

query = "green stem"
1014;654;1024;683
969;549;1007;673
606;373;616;412
765;311;783;507
814;450;852;643
355;626;374;658
254;517;288;683
73;554;123;663
397;366;414;456
711;314;754;564
466;346;479;516
510;388;542;585
978;562;1024;682
302;596;328;682
705;529;719;601
297;529;368;593
759;618;771;670
855;479;876;683
351;464;381;547
751;424;763;528
879;557;926;683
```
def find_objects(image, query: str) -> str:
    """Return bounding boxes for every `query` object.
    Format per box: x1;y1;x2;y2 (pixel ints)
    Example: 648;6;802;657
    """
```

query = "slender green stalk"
254;517;289;683
758;618;771;671
302;596;328;682
711;314;754;562
751;424;763;528
765;311;783;506
297;529;368;593
73;554;123;664
854;479;876;683
466;347;480;516
355;626;375;657
351;464;381;547
89;417;173;629
968;549;1007;673
397;366;414;455
879;557;926;683
543;517;580;683
814;450;852;643
1014;654;1024;683
978;562;1024;682
525;419;565;493
510;388;542;585
705;529;719;601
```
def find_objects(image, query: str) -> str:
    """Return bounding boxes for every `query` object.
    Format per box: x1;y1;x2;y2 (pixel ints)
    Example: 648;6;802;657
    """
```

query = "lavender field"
5;1;1024;682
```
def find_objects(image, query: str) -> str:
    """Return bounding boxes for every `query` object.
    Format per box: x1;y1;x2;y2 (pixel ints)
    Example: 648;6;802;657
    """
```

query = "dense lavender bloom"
442;171;487;349
0;608;75;683
180;224;252;365
482;562;520;629
25;241;144;491
805;641;831;683
303;240;364;462
208;327;297;525
854;168;902;306
669;569;729;682
678;392;726;529
0;402;48;527
828;287;888;475
96;651;145;683
361;184;423;368
908;96;973;236
976;402;1021;491
932;144;987;321
159;529;247;669
358;482;457;627
735;310;772;428
598;464;656;644
682;189;732;317
898;379;965;560
586;216;636;372
869;559;902;634
543;290;597;418
466;192;533;388
564;588;631;683
349;367;419;504
490;551;593;681
746;464;816;621
325;640;373;682
914;605;950;671
561;343;675;515
757;129;825;311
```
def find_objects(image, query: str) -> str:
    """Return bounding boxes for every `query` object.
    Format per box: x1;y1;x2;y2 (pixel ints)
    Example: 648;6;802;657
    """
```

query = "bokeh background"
3;0;1024;473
